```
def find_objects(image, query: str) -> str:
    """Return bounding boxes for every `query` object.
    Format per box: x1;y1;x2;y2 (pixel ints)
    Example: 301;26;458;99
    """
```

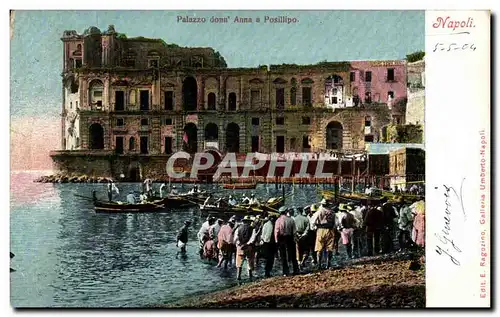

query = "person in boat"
188;185;200;195
139;192;148;204
170;185;178;196
107;182;113;202
314;199;336;269
248;194;260;206
233;215;258;280
198;217;215;258
260;214;276;277
241;194;250;205
126;191;136;204
293;206;311;268
274;206;300;276
217;218;235;269
228;195;237;206
176;220;192;254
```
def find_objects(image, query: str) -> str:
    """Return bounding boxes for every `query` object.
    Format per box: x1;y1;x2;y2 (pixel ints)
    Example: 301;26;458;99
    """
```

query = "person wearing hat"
364;201;384;256
126;191;136;204
176;220;192;254
228;195;237;206
233;215;257;280
397;198;415;251
293;206;310;267
338;204;357;259
198;217;216;259
260;214;277;277
307;204;320;265
274;206;300;276
314;200;336;269
209;218;224;246
381;199;398;254
216;218;235;270
349;203;365;258
248;193;260;206
170;185;178;196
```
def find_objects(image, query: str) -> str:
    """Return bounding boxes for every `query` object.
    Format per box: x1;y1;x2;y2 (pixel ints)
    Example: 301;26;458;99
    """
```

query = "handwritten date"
433;43;477;53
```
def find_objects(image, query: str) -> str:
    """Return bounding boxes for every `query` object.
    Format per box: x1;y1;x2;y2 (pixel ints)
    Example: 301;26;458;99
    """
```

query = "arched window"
228;93;237;111
290;87;297;105
207;92;216;110
129;137;135;151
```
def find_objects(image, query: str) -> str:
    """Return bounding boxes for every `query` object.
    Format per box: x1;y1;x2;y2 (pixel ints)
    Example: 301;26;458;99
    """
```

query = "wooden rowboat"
94;200;166;213
222;183;257;190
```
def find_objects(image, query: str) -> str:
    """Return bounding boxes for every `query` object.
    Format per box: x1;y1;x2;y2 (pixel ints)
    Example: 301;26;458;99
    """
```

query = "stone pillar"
176;76;182;111
197;76;204;110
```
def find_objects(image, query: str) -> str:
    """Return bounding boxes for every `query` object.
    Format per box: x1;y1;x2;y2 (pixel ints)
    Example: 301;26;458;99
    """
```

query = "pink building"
349;60;407;106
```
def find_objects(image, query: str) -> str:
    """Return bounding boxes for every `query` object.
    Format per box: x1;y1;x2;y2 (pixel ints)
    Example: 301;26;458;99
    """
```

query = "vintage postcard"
9;9;490;309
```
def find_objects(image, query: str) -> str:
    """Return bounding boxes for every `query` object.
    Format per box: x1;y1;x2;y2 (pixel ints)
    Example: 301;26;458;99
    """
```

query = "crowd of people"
176;196;425;280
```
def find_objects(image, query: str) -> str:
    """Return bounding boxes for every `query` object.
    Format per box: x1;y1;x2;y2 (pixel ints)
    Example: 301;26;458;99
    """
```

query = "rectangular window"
302;117;311;125
115;137;124;154
276;117;285;125
165;91;174;110
93;90;103;97
276;136;285;153
140;90;150;111
388;91;395;99
116;118;124;126
302;135;311;149
251;117;260;126
250;90;261;108
350;72;355;82
275;88;285;109
251;136;259;152
96;100;103;108
365;71;372;82
364;135;374;143
302;87;312;106
75;59;82;68
115;91;125;111
164;137;173;154
149;59;159;68
332;97;338;104
140;136;149;154
387;68;395;81
141;118;149;126
165;118;173;125
365;119;371;127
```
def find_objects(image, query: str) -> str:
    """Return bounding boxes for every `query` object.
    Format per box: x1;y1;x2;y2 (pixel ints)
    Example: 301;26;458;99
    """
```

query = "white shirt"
350;207;364;228
309;210;321;230
249;197;259;205
197;221;210;241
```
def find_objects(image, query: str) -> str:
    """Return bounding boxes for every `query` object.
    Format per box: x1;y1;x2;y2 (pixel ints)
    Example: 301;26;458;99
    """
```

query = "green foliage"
406;51;425;63
384;123;423;143
117;33;127;39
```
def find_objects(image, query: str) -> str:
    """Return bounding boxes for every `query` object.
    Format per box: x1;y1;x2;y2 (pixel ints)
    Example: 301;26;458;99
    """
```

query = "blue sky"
10;10;424;118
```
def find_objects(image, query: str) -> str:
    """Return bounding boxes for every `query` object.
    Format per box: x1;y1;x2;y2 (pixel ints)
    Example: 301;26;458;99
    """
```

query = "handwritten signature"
434;178;467;266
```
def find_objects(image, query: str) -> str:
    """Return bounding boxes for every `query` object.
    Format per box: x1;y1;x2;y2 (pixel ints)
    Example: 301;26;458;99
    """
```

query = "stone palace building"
51;25;409;180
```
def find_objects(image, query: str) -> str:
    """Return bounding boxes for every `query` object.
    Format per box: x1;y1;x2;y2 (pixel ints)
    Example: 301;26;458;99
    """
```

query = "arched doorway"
225;122;240;153
183;123;198;153
204;123;218;142
89;123;104;149
207;93;216;110
228;92;237;111
182;77;197;111
326;121;343;150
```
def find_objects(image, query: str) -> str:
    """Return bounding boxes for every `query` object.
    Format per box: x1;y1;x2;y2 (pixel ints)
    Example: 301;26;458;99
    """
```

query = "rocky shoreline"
160;254;425;309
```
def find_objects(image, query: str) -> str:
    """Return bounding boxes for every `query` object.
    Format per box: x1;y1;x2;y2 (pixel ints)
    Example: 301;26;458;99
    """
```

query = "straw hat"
320;198;327;205
278;206;288;214
242;215;253;222
310;204;319;212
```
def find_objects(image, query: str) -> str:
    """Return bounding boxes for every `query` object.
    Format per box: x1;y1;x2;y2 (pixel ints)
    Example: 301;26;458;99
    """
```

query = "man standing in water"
176;220;192;255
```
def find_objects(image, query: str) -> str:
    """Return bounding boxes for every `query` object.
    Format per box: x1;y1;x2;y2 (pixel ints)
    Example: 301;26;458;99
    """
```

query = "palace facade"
52;25;408;180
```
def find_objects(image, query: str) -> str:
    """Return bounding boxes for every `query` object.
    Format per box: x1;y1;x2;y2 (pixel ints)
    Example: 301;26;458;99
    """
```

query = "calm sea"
10;172;325;308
